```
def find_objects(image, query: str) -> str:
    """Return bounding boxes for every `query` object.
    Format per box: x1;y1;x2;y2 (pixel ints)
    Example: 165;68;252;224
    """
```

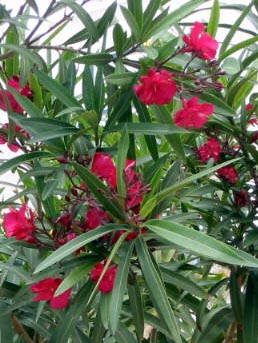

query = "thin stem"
24;0;56;44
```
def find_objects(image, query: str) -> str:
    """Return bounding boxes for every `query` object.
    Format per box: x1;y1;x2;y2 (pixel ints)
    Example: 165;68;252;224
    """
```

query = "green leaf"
143;0;161;34
140;158;240;217
35;70;80;108
117;129;129;198
136;237;182;343
197;307;233;343
61;1;99;40
243;273;258;343
152;105;186;161
220;35;258;61
0;151;54;175
133;97;159;160
109;242;134;333
113;24;127;56
34;224;124;273
120;6;141;41
49;282;94;343
207;0;220;38
106;122;187;135
10;114;79;142
219;2;253;58
143;0;206;40
55;258;98;296
74;53;113;66
127;0;143;29
146;219;258;268
97;2;117;37
162;268;207;299
0;44;43;68
114;322;138;343
128;277;144;340
73;162;126;221
6;88;43;117
222;57;241;75
106;72;135;86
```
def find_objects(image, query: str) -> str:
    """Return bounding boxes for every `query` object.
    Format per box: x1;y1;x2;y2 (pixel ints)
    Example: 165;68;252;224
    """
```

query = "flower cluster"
0;75;32;114
197;138;222;163
134;22;220;130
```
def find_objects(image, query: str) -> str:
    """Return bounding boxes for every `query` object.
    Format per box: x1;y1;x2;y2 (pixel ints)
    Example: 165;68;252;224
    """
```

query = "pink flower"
134;68;177;105
91;152;117;188
217;166;238;184
174;96;214;129
198;138;222;163
3;204;36;241
85;207;110;230
30;277;71;309
0;76;32;113
90;261;118;293
183;22;219;60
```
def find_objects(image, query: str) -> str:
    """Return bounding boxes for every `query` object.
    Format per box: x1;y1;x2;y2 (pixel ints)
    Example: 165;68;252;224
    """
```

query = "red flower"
234;189;250;207
183;22;218;60
30;277;71;309
85;207;110;230
250;131;258;143
174;96;214;129
246;103;255;112
91;152;117;188
0;76;32;113
198;138;222;163
134;68;177;105
3;204;36;241
217;166;238;184
90;261;118;293
248;119;258;126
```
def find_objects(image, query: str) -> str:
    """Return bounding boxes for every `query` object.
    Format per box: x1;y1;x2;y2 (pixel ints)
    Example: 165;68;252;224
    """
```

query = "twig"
11;314;36;343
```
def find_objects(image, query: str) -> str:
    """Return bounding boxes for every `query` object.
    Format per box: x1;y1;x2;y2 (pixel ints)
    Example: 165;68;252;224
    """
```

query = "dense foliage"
0;0;258;342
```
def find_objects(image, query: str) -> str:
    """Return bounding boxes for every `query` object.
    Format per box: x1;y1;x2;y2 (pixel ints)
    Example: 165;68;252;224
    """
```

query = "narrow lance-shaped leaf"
207;0;220;38
135;237;182;343
0;151;54;175
73;162;126;221
243;273;258;343
146;219;258;268
117;129;129;198
140;158;240;218
34;224;127;273
35;70;81;108
143;0;207;40
128;276;144;340
109;242;134;333
60;0;99;40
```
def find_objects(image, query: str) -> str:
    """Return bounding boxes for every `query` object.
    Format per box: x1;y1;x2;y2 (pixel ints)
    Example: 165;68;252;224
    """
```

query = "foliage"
0;0;258;342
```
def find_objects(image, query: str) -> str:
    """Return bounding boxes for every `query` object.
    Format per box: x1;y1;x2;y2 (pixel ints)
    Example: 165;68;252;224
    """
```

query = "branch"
11;314;36;343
